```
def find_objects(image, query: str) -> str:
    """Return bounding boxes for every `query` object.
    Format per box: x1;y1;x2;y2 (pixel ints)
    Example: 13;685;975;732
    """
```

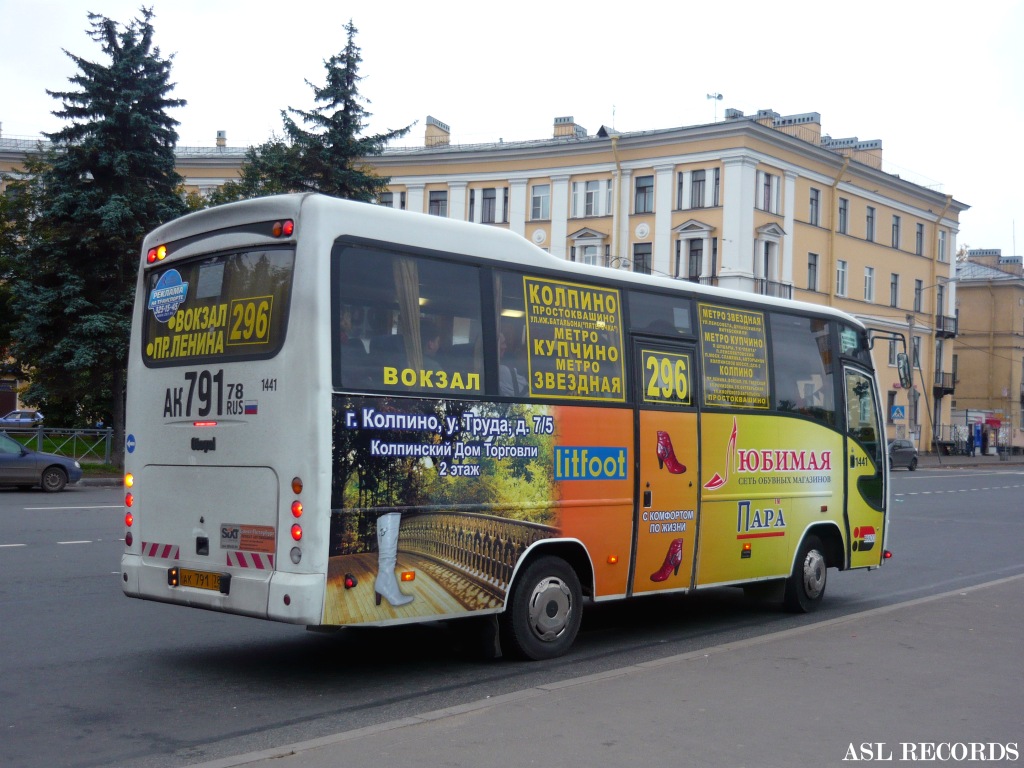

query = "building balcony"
935;314;958;338
754;278;793;300
698;276;719;288
933;370;956;397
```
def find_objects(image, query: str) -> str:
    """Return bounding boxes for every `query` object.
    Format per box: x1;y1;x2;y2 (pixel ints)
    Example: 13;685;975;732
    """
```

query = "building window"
713;168;720;207
864;267;875;302
481;188;496;224
691;170;706;208
635;175;654;214
836;259;848;297
838;198;848;234
531;185;550;220
688;239;703;279
913;279;923;313
890;273;900;308
809;188;820;226
892;215;901;248
866;206;875;242
428;190;448;217
632;243;652;274
807;253;819;291
757;171;778;213
938;230;948;262
586;180;601;216
379;192;393;207
888;340;897;366
916;223;924;256
572;244;602;266
937;284;945;317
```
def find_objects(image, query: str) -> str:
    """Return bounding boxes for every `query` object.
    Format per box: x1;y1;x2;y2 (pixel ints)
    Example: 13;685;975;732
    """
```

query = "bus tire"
500;556;582;661
41;466;68;493
783;534;827;613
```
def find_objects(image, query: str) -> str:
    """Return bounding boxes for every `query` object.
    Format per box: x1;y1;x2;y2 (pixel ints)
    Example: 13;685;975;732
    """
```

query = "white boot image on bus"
374;512;414;607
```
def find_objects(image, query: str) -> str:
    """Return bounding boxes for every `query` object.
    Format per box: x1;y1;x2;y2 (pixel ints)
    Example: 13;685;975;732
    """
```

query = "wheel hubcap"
527;576;572;641
802;550;826;599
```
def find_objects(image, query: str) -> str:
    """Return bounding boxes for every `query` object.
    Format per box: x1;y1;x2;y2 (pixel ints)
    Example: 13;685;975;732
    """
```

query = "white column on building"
782;170;797;286
701;233;712;278
720;154;758;279
653;164;674;276
406;184;425;214
470;187;482;223
508;178;528;236
495;185;506;226
550;174;571;260
449;182;468;221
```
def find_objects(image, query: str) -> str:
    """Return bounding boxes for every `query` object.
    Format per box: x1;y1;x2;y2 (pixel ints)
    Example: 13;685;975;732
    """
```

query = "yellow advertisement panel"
523;277;625;402
697;303;769;409
696;413;843;586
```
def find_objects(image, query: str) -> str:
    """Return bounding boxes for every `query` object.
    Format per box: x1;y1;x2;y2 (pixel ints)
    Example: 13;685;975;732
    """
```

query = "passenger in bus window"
498;323;527;397
420;319;442;370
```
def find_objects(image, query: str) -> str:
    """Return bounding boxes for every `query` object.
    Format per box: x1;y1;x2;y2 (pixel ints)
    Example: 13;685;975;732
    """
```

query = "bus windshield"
142;247;295;367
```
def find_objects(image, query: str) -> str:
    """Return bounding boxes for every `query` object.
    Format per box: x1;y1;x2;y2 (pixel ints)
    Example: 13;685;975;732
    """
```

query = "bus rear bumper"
121;554;325;625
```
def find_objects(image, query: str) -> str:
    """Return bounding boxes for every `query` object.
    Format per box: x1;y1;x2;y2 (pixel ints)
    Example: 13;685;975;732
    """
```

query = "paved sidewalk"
187;575;1024;768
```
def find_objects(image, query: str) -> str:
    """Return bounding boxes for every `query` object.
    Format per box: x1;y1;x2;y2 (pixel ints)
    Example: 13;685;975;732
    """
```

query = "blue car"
0;431;82;492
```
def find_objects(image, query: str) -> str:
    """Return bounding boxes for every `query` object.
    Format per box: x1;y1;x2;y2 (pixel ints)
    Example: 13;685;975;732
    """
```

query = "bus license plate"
180;568;222;592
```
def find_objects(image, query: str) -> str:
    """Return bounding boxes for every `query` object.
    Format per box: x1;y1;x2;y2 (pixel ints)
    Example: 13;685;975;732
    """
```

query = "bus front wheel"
501;556;582;661
784;535;827;613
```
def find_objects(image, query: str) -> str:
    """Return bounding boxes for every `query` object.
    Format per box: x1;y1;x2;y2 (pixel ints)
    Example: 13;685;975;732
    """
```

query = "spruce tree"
6;8;186;464
213;20;410;204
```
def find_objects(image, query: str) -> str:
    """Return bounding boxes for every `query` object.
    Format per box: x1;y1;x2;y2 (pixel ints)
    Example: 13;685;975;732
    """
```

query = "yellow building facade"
954;250;1024;453
366;110;967;453
1;111;968;451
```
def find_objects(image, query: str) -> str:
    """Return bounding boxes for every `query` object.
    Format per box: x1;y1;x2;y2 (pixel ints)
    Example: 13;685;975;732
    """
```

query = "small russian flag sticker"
244;401;259;415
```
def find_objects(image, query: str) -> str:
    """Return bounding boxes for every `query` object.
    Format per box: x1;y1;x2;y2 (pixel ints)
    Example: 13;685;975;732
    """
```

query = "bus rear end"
121;195;329;625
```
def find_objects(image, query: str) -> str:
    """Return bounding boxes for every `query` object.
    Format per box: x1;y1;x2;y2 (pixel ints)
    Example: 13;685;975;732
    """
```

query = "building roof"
956;261;1023;282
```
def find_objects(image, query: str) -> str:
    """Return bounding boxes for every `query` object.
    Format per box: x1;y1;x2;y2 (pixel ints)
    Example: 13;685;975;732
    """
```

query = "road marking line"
24;505;122;511
0;543;27;548
57;540;93;545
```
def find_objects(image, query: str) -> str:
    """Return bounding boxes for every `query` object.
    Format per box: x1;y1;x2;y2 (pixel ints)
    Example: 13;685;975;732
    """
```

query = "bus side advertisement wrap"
324;394;634;624
523;277;626;402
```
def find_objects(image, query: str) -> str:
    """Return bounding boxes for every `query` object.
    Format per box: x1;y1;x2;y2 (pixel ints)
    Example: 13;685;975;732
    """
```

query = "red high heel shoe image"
656;431;687;474
650;538;684;582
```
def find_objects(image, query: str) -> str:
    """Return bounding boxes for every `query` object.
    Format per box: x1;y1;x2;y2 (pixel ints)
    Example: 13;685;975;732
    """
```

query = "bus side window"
494;271;528;397
770;313;836;427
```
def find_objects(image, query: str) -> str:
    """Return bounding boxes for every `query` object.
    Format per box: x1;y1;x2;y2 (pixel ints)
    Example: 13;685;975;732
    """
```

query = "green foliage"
216;20;412;204
2;8;186;442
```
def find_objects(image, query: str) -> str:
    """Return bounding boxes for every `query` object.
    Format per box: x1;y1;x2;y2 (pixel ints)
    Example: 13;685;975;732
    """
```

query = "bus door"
631;342;700;595
842;365;887;568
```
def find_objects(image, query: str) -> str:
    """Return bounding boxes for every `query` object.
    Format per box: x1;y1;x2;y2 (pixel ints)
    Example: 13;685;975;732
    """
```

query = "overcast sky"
3;0;1022;255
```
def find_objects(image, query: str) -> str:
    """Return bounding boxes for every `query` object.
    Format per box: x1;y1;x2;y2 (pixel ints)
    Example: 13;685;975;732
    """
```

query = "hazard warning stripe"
226;551;275;569
141;542;180;559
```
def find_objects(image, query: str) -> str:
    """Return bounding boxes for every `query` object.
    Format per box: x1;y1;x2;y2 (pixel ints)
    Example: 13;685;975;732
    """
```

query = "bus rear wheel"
784;534;827;613
501;556;582;661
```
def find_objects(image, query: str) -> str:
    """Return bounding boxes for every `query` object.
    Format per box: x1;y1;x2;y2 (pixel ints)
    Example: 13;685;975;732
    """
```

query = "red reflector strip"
226;551;275;569
142;542;180;559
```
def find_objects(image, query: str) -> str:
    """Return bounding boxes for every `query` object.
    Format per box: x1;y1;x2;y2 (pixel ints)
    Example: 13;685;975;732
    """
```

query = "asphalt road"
1;466;1022;768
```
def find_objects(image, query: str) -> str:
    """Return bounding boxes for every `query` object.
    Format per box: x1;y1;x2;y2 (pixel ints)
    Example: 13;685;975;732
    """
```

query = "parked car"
0;432;82;492
0;410;45;427
888;438;918;471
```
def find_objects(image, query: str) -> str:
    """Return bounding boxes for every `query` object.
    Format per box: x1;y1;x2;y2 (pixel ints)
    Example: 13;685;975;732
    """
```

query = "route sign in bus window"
142;247;295;367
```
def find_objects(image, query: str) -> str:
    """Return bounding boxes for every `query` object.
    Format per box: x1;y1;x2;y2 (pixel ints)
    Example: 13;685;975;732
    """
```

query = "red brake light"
125;492;134;508
272;219;294;238
291;524;302;541
125;512;134;527
291;501;303;518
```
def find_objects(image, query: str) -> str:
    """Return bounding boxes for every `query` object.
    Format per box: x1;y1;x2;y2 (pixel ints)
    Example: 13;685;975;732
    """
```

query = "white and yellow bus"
122;193;895;659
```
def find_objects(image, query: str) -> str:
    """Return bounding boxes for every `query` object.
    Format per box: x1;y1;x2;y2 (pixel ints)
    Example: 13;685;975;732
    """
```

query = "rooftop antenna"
707;92;723;122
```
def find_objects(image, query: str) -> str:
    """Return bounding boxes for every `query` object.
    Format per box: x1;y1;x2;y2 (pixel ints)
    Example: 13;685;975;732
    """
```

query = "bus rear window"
141;247;295;367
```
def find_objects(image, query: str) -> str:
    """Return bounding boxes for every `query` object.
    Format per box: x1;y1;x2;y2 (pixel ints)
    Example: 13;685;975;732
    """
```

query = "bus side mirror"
896;352;912;390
